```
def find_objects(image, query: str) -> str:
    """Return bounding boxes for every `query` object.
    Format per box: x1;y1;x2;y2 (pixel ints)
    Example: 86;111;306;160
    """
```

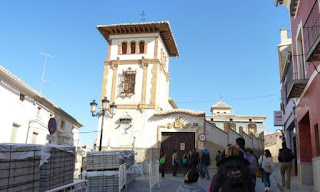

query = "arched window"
122;42;127;54
130;41;136;54
139;41;145;53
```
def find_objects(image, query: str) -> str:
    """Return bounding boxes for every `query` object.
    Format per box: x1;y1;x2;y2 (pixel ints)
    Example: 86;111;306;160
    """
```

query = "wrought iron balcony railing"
285;55;308;98
303;0;320;61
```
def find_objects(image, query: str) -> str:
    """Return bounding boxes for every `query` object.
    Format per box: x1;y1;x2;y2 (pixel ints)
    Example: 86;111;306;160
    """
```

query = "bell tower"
97;21;179;113
95;21;179;150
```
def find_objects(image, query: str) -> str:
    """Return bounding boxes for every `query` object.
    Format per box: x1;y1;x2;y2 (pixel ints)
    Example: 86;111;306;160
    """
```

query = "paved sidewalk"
126;169;216;192
127;164;315;192
271;163;315;192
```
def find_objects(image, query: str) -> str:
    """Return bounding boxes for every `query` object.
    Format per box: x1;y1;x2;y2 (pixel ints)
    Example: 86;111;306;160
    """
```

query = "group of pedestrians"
160;137;295;192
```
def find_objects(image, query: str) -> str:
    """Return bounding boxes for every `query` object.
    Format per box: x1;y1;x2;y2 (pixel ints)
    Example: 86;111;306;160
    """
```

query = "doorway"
161;132;195;173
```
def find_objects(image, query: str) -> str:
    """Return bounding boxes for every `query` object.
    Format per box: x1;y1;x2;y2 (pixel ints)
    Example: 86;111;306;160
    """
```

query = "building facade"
0;66;82;146
206;101;266;138
276;0;320;190
95;21;265;173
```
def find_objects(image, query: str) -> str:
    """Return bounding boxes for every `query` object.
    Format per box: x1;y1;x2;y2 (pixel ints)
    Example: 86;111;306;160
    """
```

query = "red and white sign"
198;133;206;142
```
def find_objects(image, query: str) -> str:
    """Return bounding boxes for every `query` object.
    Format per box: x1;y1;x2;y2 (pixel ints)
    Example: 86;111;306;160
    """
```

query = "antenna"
40;52;54;94
140;11;147;21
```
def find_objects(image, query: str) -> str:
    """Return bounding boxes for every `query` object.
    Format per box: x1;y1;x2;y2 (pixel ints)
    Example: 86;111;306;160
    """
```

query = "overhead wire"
174;93;279;104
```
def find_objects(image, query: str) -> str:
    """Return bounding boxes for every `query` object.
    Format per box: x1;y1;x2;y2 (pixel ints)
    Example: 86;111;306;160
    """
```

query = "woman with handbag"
258;150;274;192
172;150;179;176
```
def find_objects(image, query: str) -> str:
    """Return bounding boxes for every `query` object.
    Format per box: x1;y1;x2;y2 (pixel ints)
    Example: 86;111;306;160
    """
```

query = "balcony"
290;0;299;16
285;55;308;98
303;0;320;62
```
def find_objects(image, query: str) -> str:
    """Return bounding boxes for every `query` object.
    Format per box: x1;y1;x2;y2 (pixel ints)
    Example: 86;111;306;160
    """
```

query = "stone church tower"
96;21;180;152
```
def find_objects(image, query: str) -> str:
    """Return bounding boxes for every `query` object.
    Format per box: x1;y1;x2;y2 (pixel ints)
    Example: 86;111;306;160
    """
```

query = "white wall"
0;80;77;146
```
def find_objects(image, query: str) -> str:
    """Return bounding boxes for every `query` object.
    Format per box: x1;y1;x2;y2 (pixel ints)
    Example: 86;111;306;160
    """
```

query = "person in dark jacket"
278;142;294;190
159;149;166;178
220;144;231;160
191;148;200;169
187;150;193;172
235;137;247;159
201;148;211;180
211;146;254;192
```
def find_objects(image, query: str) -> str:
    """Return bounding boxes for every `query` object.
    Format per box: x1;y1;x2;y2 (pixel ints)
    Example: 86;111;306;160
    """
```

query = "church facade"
96;22;206;163
95;21;265;168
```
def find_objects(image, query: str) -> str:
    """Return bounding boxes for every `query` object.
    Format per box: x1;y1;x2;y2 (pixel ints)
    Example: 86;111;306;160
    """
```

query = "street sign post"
48;118;57;135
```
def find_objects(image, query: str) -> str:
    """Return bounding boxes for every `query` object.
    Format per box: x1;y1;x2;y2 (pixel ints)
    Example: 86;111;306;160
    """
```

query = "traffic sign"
48;118;57;135
198;133;206;142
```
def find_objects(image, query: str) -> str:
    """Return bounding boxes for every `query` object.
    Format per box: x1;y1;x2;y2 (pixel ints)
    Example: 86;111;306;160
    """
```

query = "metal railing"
303;0;320;61
45;180;88;192
119;164;127;192
149;160;160;192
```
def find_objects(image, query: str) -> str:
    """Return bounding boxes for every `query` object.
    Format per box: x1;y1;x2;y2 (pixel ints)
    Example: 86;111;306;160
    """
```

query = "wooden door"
161;132;195;173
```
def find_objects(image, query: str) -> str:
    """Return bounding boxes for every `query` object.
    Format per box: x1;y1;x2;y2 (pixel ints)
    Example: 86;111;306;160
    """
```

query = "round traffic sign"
48;118;57;135
198;133;206;142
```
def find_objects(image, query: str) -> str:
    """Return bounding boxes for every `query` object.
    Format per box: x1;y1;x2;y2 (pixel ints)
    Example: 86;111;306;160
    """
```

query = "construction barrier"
119;164;127;192
149;160;160;192
44;180;88;192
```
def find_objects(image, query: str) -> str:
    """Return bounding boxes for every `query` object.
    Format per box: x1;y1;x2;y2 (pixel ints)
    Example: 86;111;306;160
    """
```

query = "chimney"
280;29;288;44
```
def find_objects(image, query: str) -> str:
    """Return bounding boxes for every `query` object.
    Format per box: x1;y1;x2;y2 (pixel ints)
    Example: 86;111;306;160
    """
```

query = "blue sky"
0;1;290;146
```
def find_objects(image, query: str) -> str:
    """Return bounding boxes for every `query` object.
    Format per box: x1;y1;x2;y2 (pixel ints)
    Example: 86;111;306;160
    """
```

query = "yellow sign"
180;143;185;150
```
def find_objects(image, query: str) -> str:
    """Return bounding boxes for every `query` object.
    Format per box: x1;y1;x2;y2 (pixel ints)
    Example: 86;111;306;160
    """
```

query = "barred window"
121;69;136;95
130;41;136;54
139;41;145;53
122;42;127;54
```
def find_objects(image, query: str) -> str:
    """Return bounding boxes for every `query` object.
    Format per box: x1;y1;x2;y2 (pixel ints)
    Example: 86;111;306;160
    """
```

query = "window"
315;124;320;156
10;123;20;143
248;123;257;135
122;42;127;54
130;41;136;54
60;120;65;130
20;93;25;101
139;41;145;53
121;68;136;95
37;107;42;116
32;132;38;144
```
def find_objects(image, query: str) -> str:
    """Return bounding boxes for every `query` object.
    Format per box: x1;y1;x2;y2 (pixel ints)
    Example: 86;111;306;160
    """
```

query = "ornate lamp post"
90;97;117;151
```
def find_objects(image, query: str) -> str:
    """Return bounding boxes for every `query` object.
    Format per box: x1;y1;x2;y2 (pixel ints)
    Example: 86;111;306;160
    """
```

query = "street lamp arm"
91;109;113;118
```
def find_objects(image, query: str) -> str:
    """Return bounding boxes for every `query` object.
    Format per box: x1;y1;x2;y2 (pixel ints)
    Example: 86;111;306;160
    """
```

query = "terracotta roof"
154;109;205;117
211;101;232;109
97;21;179;57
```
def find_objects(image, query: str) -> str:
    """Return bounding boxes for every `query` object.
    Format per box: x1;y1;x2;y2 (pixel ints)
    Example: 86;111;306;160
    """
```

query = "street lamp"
90;97;117;151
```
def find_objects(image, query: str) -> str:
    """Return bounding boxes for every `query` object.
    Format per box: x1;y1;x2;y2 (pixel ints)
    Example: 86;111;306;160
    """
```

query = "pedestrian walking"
202;147;211;180
246;147;258;187
235;137;247;159
258;149;274;192
192;148;200;169
278;142;295;190
159;149;166;178
210;146;254;192
220;144;231;160
172;150;179;176
215;150;222;162
187;150;193;172
176;168;205;192
182;153;188;176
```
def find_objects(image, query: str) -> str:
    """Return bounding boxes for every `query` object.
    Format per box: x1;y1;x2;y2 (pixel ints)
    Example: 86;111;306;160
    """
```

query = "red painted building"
276;0;320;190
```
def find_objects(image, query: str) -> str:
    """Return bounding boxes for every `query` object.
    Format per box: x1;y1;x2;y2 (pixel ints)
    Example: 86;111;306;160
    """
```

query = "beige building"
206;100;266;137
264;130;283;162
